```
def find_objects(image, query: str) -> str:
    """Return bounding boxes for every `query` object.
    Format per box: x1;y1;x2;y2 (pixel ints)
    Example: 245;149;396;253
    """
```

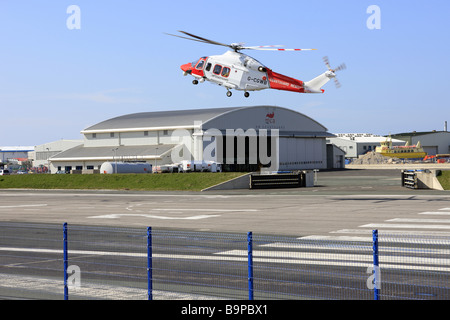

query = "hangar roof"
81;106;330;136
50;144;176;161
82;107;238;133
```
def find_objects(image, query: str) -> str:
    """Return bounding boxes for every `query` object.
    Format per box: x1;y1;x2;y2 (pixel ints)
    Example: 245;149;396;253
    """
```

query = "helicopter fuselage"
181;51;313;97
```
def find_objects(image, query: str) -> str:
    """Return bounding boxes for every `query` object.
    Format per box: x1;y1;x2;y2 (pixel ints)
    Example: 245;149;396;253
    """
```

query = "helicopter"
166;31;345;97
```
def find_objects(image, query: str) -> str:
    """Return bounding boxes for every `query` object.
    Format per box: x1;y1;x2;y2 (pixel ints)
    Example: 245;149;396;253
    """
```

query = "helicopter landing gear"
192;80;198;85
244;92;250;98
226;90;232;97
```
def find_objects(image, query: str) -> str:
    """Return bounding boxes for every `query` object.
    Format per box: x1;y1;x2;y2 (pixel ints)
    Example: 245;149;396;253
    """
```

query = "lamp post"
46;148;50;174
154;147;158;173
112;148;118;173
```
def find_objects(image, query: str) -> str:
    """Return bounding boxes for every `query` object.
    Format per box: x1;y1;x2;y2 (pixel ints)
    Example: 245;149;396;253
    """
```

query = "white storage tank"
100;162;152;174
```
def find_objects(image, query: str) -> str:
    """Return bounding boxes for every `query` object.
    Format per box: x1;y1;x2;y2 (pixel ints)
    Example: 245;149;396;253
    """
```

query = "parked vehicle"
100;162;152;174
0;169;10;175
180;160;222;172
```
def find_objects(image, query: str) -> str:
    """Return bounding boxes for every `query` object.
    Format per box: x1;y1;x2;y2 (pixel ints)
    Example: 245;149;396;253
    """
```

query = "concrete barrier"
416;170;444;190
402;169;444;190
201;173;251;191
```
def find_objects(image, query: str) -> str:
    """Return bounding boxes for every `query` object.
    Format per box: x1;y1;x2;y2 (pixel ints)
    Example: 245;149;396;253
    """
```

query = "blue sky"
1;0;449;146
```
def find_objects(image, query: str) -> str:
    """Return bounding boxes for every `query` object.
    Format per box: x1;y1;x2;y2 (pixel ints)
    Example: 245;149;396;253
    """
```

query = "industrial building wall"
328;138;357;158
50;161;104;173
279;137;326;170
408;132;450;155
119;131;158;146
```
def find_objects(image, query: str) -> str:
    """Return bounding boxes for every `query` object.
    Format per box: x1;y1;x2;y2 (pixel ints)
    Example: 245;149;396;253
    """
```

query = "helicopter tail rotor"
323;56;346;88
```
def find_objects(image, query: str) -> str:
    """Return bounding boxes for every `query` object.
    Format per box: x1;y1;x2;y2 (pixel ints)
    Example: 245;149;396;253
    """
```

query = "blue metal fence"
1;222;450;300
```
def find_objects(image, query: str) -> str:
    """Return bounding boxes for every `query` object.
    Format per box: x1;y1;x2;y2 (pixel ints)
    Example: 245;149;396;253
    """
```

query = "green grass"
437;170;450;190
0;172;246;191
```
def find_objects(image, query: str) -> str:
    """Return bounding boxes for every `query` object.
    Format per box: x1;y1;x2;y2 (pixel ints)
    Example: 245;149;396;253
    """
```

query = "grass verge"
0;172;246;191
437;170;450;190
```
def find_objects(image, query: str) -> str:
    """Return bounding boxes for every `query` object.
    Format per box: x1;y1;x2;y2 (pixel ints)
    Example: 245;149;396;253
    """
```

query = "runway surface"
1;169;450;300
0;169;449;237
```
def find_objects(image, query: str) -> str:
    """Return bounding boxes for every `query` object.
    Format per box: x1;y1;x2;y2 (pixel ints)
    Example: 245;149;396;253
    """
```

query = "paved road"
1;169;450;300
0;169;449;237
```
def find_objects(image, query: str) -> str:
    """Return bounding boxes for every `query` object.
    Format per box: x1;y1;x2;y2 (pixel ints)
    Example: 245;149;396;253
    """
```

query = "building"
0;146;34;164
391;131;450;156
49;105;335;173
327;133;405;159
32;140;83;169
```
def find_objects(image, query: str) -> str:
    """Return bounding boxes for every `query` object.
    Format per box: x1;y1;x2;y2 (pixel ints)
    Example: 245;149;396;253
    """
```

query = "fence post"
247;231;254;300
147;227;152;300
63;222;68;300
372;229;380;300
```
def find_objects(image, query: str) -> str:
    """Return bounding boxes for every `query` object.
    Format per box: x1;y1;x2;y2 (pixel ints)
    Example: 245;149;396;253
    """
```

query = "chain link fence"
1;222;450;300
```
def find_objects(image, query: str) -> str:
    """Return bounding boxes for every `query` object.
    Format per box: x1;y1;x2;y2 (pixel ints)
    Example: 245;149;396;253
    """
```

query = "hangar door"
279;137;326;170
423;146;438;156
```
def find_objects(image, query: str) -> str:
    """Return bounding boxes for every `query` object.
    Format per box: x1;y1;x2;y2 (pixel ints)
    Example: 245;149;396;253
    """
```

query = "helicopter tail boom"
303;71;335;93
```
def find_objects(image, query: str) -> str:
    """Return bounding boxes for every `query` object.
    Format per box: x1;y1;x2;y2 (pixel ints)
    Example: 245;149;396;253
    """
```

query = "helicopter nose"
180;62;192;74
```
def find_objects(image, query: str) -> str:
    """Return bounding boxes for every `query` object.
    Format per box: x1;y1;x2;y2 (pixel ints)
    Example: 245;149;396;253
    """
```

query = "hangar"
49;106;335;173
391;130;450;156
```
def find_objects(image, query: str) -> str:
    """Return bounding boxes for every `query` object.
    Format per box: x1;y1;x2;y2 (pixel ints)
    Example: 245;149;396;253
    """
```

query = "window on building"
92;133;96;138
110;132;115;138
163;130;168;136
144;131;149;136
87;166;94;170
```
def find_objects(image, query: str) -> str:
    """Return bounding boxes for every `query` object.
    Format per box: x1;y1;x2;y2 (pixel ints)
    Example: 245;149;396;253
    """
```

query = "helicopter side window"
213;64;222;75
195;59;205;70
221;67;230;77
205;63;212;72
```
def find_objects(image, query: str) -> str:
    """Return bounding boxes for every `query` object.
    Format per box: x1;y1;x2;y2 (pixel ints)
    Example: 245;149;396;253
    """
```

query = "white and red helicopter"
166;31;345;97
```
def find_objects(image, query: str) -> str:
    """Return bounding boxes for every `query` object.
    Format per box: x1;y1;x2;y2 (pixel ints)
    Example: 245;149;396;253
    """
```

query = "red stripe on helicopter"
267;69;305;93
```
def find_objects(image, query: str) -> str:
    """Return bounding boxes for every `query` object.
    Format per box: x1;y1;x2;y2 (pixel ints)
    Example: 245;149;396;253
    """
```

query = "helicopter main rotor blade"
177;30;232;48
244;46;316;51
166;31;317;52
164;32;212;45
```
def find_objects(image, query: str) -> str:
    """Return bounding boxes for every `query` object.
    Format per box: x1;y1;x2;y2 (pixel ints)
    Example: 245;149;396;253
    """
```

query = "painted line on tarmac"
1;246;449;272
360;223;450;230
0;204;48;209
88;213;221;220
419;211;450;215
387;218;450;223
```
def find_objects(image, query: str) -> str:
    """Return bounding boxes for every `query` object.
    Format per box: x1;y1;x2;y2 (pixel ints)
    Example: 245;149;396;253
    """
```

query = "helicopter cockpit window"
213;64;222;75
195;59;205;70
221;67;230;77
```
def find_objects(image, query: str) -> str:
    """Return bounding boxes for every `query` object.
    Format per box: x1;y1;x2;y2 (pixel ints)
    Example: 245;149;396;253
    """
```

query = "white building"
327;133;405;159
32;140;83;168
391;131;450;155
49;105;335;173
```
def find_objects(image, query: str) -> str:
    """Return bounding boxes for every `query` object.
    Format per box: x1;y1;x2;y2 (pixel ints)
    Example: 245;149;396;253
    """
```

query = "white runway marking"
89;208;258;220
360;223;450;230
419;211;450;215
386;218;450;223
88;213;221;220
2;246;449;272
0;204;47;209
